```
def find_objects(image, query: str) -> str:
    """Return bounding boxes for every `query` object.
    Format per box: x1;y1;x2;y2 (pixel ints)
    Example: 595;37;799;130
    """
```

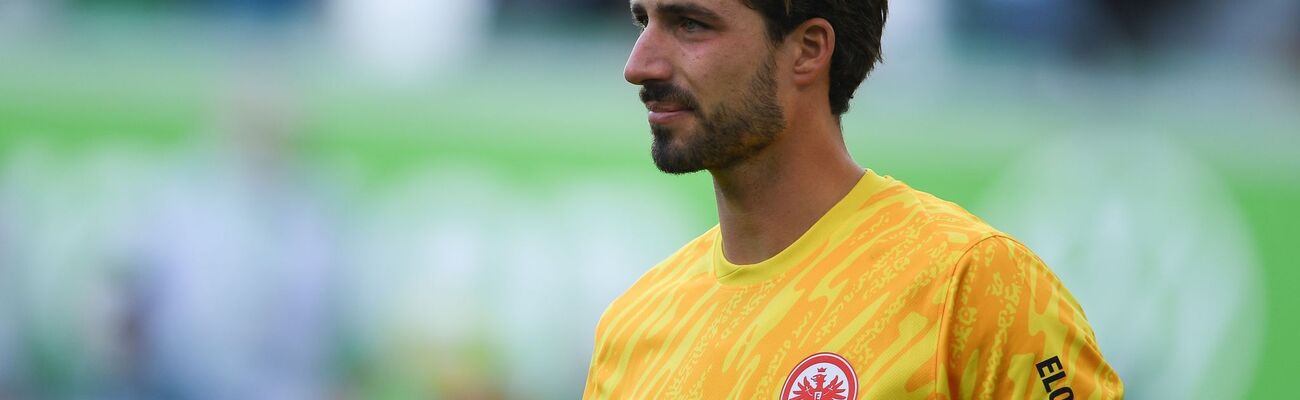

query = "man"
583;0;1124;398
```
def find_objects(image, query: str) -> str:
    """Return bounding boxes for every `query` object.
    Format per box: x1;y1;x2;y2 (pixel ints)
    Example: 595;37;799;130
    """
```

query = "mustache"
639;81;700;110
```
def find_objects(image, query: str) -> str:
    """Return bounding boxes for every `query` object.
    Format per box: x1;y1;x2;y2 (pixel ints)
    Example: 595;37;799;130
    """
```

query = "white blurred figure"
0;139;162;398
327;0;494;85
132;70;340;400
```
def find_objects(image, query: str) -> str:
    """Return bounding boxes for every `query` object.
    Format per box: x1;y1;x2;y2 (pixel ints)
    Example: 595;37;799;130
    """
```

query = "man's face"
626;0;787;174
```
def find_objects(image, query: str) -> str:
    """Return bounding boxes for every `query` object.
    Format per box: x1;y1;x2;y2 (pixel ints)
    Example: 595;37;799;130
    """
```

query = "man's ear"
789;18;835;87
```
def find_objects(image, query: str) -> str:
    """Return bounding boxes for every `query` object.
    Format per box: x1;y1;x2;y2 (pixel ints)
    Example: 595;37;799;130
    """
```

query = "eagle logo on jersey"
780;352;858;400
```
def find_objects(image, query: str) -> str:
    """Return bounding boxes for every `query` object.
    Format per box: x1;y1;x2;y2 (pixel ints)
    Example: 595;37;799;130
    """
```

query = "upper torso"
584;170;1123;399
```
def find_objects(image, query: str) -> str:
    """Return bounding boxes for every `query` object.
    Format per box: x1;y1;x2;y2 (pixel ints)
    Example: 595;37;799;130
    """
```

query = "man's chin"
649;117;698;137
652;159;707;175
650;138;708;175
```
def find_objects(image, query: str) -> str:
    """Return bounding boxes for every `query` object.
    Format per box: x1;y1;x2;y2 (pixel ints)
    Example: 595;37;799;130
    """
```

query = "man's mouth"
645;101;694;125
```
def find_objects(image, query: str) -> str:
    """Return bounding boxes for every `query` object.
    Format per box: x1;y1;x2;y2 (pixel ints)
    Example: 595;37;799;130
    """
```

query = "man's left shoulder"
886;182;1007;246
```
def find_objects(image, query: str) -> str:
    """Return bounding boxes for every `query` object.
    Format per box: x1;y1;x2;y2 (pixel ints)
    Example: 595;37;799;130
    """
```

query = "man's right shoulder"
650;225;719;273
620;225;720;292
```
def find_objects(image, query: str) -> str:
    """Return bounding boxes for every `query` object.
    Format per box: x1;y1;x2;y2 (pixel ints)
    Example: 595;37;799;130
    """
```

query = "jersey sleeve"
933;235;1124;400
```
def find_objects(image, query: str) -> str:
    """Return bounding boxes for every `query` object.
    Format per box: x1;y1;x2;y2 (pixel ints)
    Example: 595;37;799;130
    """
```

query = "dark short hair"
742;0;887;116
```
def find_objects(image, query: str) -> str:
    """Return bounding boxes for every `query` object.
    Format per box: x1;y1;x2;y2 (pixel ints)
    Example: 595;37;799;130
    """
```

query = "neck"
709;112;863;265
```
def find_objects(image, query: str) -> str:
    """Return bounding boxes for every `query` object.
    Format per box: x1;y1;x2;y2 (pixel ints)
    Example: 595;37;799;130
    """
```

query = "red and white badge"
779;352;858;400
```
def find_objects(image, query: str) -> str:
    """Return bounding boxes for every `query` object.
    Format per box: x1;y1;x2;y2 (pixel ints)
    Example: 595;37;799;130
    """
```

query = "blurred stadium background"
0;0;1296;399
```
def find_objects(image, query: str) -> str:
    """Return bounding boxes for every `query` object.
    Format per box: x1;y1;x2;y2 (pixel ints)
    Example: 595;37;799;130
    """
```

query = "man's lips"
645;101;694;125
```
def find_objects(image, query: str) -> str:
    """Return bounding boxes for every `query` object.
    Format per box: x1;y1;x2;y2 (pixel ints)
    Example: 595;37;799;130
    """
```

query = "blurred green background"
1;0;1297;399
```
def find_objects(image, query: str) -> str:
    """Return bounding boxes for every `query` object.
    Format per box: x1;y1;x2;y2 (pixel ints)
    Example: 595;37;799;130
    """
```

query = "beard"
642;57;785;175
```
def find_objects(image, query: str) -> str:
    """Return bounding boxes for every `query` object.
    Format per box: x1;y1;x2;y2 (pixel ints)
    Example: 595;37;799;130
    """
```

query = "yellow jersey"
583;170;1122;399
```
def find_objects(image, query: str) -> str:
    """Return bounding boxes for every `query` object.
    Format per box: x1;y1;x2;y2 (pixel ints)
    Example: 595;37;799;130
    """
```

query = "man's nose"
624;30;671;85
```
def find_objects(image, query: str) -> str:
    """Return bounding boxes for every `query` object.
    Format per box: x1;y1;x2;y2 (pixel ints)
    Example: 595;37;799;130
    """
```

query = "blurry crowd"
953;0;1300;68
0;75;700;399
4;0;1298;70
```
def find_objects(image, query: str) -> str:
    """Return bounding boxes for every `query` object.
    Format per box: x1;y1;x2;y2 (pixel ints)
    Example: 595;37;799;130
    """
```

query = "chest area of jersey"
598;275;946;399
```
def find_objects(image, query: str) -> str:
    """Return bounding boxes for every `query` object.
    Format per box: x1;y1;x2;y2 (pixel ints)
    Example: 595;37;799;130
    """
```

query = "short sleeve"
933;236;1124;400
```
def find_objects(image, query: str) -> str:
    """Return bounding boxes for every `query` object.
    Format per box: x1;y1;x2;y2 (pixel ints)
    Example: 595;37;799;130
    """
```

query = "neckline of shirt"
711;169;893;287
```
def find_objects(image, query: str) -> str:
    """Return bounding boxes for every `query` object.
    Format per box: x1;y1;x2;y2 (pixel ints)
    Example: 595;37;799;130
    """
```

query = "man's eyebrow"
656;2;724;23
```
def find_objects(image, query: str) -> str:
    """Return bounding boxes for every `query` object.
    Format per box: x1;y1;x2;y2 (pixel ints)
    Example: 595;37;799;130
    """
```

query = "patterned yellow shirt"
583;170;1123;399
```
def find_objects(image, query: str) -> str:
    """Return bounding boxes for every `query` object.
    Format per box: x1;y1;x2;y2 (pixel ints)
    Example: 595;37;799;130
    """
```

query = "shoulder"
842;178;1007;274
934;234;1124;399
947;234;1074;313
653;225;719;272
941;234;1079;344
617;225;720;293
868;179;1038;279
859;178;1004;243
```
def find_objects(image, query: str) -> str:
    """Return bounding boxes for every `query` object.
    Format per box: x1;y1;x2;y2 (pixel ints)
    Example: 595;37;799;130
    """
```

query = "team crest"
779;352;858;400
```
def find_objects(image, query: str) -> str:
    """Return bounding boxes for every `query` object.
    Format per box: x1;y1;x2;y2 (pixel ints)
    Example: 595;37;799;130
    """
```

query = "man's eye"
680;19;706;33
